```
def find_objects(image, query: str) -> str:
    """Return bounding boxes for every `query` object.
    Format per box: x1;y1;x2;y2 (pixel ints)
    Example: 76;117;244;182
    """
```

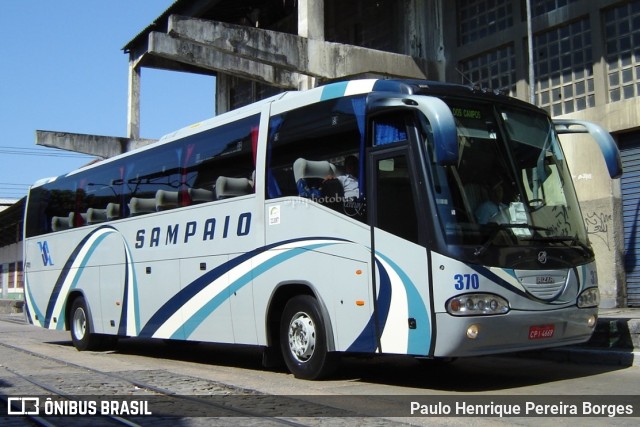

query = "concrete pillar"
298;0;324;41
561;132;625;308
127;55;141;140
216;74;231;115
296;76;316;91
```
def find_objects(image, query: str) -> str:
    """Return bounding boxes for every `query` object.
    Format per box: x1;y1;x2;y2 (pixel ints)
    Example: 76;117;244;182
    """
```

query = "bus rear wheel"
279;295;337;380
70;297;102;351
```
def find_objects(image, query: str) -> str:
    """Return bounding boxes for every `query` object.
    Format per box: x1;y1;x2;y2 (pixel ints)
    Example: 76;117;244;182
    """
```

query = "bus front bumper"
432;307;598;358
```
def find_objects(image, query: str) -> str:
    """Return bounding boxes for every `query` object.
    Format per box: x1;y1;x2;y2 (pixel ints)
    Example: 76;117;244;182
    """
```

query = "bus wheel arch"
67;294;103;351
268;285;338;380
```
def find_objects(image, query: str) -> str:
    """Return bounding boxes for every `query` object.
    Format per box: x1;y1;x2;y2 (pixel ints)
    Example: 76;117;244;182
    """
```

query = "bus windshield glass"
422;101;588;259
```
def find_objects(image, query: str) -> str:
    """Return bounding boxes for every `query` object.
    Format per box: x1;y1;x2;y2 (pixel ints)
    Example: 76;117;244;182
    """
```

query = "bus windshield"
423;101;589;262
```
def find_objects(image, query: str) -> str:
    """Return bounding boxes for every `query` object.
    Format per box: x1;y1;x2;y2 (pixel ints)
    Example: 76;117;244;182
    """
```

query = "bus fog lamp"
466;324;479;339
577;288;599;308
446;294;509;316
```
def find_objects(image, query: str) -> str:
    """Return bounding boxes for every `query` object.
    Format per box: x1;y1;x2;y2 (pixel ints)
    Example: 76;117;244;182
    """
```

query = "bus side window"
83;164;122;223
46;181;77;232
124;143;181;216
267;95;365;215
185;115;259;202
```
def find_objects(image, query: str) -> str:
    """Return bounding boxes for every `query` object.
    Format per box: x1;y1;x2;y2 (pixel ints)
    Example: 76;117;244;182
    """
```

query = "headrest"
156;190;179;209
216;176;253;198
129;197;156;214
188;187;214;202
293;158;336;182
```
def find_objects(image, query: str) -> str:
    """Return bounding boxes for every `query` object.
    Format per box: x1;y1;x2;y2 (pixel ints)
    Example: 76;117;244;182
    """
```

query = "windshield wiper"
474;224;550;257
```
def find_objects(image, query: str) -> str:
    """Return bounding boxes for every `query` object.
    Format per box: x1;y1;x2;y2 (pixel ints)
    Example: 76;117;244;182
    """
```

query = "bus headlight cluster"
577;287;600;308
446;294;509;316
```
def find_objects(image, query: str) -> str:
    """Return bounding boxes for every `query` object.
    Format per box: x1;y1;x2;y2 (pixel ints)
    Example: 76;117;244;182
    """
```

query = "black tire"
280;295;338;380
69;297;103;351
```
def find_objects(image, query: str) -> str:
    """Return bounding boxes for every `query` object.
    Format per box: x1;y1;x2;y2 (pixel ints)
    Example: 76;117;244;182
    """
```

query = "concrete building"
7;0;638;307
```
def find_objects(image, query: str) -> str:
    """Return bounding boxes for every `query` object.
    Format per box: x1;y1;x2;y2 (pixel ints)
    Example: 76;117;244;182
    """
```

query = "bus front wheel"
70;297;102;351
280;295;337;380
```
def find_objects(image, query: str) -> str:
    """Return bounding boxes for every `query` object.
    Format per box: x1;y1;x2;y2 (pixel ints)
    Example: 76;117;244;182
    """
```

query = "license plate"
528;324;555;340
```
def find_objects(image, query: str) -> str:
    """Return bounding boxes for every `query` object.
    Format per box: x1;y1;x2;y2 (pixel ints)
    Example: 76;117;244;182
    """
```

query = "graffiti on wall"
584;211;612;250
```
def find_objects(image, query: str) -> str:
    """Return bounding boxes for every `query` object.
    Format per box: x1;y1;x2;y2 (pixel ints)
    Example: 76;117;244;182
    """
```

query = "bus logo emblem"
37;241;54;266
537;251;547;264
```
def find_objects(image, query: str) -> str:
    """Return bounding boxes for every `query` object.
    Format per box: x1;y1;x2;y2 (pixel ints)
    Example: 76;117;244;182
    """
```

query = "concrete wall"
556;97;640;307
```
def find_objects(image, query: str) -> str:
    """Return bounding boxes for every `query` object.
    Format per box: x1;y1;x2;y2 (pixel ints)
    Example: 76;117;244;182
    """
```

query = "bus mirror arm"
367;95;458;166
554;119;623;179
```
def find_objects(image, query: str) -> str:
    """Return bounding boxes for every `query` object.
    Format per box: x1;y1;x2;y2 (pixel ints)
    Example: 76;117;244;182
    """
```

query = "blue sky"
0;1;215;199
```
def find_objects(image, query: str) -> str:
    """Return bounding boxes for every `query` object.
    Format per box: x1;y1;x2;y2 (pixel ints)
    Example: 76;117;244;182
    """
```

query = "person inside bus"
475;178;508;224
325;155;359;200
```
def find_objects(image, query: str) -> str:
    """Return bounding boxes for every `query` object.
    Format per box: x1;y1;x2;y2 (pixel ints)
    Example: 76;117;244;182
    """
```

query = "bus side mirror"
554;119;623;179
416;96;459;166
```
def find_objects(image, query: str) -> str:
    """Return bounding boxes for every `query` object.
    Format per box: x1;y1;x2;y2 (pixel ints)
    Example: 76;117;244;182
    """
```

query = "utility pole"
526;0;536;105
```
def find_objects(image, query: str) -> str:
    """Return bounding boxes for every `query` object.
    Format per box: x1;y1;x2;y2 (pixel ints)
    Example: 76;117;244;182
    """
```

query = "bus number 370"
454;273;480;290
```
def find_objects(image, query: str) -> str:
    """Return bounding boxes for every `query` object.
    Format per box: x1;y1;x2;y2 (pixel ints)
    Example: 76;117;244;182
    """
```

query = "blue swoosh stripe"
347;256;392;352
321;81;348;101
468;265;529;299
177;244;334;339
376;252;431;355
44;226;115;328
43;230;100;328
139;237;348;338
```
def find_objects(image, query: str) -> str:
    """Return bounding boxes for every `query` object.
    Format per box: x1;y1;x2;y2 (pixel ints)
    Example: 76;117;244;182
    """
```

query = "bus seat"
68;212;86;228
188;187;214;203
86;208;108;224
293;158;336;198
156;190;179;211
129;197;156;215
51;216;71;232
215;176;253;199
106;203;120;220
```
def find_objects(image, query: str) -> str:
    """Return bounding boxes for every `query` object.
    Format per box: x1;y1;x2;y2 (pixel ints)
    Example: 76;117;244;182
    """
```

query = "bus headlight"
577;287;600;308
446;294;509;316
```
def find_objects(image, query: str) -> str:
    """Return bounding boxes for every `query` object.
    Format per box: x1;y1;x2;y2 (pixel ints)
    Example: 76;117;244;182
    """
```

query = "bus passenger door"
368;146;433;357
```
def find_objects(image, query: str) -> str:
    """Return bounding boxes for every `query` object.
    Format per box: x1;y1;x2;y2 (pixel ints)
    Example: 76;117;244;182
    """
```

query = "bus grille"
514;271;568;301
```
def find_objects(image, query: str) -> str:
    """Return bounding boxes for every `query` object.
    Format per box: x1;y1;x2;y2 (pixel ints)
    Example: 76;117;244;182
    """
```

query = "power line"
0;145;95;159
0;182;30;200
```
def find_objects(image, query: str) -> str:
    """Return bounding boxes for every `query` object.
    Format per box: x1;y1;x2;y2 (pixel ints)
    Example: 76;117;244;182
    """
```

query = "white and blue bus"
23;79;622;379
